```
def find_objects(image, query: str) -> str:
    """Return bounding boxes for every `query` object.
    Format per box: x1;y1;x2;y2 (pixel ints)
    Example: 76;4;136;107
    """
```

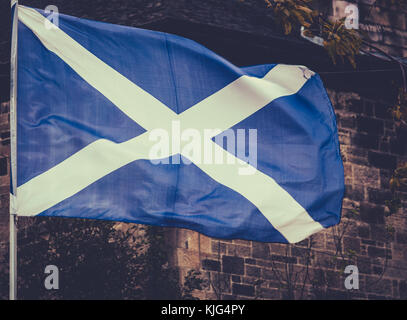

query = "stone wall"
358;0;407;57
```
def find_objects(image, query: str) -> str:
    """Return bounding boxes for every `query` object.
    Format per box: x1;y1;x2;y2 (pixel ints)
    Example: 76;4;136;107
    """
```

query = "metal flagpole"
10;0;19;301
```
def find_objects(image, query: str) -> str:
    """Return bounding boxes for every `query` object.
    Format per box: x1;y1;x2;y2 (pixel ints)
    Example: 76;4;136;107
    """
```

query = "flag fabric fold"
12;5;344;243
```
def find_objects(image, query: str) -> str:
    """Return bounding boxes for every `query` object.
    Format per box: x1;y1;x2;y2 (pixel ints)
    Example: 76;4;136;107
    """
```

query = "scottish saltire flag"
11;5;344;243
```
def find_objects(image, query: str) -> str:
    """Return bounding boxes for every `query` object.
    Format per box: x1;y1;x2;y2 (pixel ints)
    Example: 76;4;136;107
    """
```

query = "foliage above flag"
12;5;344;243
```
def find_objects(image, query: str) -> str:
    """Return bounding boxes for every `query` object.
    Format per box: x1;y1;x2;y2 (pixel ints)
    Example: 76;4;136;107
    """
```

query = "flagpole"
10;0;18;301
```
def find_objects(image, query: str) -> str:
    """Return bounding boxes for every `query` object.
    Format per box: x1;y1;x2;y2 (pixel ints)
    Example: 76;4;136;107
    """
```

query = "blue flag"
12;5;344;243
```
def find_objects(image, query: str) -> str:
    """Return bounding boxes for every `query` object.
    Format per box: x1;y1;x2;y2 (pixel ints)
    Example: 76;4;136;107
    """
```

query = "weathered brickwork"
0;0;406;299
358;0;407;57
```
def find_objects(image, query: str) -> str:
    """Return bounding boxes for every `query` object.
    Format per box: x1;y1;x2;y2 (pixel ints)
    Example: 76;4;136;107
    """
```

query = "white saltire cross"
14;5;323;243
